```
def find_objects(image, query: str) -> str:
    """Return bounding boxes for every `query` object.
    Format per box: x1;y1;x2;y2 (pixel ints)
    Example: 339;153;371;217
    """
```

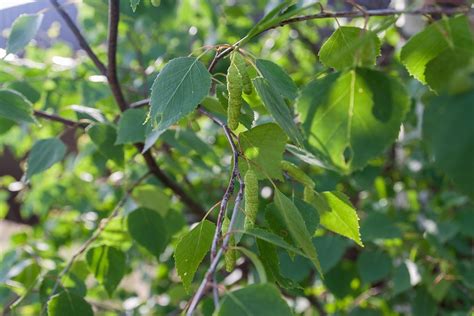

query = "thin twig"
49;0;107;76
107;0;129;112
41;172;151;315
130;98;150;108
33;110;85;128
262;6;471;33
186;168;244;316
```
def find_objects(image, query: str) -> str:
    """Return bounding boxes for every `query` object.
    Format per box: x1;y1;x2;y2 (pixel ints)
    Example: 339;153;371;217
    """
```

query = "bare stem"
186;168;244;316
262;6;472;33
33;110;85;128
107;0;129;112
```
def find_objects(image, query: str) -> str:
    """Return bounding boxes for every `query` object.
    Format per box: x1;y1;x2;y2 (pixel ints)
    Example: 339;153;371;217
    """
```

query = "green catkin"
244;169;259;230
226;62;243;130
222;216;236;272
281;160;315;188
232;52;252;95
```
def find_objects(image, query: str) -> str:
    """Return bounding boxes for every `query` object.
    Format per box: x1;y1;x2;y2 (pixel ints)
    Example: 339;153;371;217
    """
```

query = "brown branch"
107;0;129;112
263;6;472;33
33;110;84;128
186;161;244;315
138;145;205;216
49;0;107;76
45;1;205;216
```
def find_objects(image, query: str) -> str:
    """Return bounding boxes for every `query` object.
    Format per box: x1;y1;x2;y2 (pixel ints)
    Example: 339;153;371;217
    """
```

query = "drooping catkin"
222;216;236;272
281;160;315;188
232;52;252;95
226;62;243;130
244;169;259;230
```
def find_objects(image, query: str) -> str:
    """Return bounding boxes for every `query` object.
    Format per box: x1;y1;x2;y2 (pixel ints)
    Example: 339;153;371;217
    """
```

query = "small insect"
222;216;236;272
232;52;252;95
281;160;315;188
244;169;259;230
227;62;243;130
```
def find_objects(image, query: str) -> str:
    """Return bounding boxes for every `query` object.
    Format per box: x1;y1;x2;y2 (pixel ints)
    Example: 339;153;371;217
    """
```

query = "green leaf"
234;247;267;283
85;245;126;296
47;292;93;316
130;0;140;12
115;108;147;144
132;185;171;216
319;27;381;70
400;15;473;83
313;235;348;273
217;283;292;316
0;89;36;124
272;189;322;276
127;207;168;258
357;250;392;284
265;199;319;244
174;220;215;292
26;138;66;179
0;117;15;134
360;212;401;242
425;49;474;94
315;191;363;247
253;77;303;145
6;13;43;54
40;272;86;304
149;57;211;137
5;81;41;104
243;228;306;257
239;123;287;180
297;68;409;173
256;239;299;288
87;123;124;166
392;261;412;295
423;90;474;198
256;59;298;100
413;288;437;316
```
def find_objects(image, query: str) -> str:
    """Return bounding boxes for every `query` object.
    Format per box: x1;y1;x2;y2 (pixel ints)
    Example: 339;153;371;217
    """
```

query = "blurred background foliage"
0;0;473;315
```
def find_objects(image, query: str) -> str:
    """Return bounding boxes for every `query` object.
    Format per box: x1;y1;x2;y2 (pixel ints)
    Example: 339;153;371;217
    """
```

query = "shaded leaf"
132;185;170;216
47;292;93;316
313;235;348;273
87;123;124;166
272;189;322;276
0;89;36;124
6;13;43;54
86;245;126;296
116;108;147;144
253;77;303;145
319;27;381;70
217;283;292;316
26;138;66;179
256;59;298;100
174;220;215;292
297;68;409;173
423;90;474;198
127;207;168;258
357;250;392;284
